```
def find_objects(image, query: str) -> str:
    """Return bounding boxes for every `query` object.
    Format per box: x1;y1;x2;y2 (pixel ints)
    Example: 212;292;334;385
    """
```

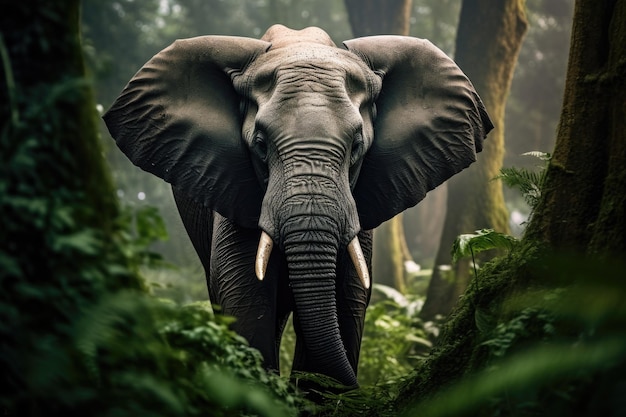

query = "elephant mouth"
254;230;370;289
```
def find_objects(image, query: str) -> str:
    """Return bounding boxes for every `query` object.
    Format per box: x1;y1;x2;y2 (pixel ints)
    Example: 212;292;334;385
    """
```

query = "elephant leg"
210;213;290;371
291;229;373;381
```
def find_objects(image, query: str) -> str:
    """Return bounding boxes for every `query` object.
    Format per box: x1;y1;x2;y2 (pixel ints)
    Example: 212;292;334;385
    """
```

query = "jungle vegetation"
2;0;624;416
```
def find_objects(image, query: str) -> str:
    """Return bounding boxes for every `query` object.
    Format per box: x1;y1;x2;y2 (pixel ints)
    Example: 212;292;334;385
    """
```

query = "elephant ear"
344;36;494;230
103;36;270;228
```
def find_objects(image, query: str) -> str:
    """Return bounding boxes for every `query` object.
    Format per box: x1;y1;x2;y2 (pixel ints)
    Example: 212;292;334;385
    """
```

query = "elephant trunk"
282;216;358;387
255;165;365;386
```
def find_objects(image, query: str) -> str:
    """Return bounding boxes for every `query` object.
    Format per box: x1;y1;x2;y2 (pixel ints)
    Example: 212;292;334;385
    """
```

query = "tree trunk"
525;0;626;256
420;0;527;320
1;1;119;232
344;0;413;37
344;0;414;292
372;217;407;292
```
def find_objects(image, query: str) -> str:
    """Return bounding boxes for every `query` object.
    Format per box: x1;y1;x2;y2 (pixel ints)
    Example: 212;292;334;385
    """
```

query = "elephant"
103;24;493;388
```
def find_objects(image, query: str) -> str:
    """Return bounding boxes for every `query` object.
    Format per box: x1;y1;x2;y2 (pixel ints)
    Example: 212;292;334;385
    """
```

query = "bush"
358;285;434;386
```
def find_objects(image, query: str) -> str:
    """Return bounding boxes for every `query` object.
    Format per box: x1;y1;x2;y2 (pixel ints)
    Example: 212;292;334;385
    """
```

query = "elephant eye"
253;132;268;162
350;132;364;166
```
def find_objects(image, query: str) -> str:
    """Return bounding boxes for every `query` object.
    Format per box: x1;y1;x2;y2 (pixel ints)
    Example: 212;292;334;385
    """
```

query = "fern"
495;151;550;210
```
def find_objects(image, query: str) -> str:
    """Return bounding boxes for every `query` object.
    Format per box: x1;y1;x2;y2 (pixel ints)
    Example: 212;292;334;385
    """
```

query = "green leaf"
51;229;101;256
475;308;498;335
405;334;433;349
135;205;168;243
372;284;409;306
451;229;518;263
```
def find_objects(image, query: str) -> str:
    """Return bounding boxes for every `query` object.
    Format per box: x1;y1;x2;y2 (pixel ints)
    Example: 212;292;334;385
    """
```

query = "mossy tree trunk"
420;0;527;320
397;0;625;414
344;0;414;292
525;0;626;256
1;1;119;232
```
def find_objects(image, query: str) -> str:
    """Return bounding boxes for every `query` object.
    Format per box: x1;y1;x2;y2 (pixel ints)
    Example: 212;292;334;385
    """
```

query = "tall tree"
2;1;119;233
526;0;626;255
420;0;528;320
344;0;415;292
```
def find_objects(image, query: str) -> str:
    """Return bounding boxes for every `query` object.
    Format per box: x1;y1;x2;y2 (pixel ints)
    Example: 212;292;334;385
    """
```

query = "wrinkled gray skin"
104;25;493;387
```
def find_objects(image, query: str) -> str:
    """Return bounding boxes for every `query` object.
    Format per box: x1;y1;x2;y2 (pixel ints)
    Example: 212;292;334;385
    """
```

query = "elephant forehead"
244;46;378;102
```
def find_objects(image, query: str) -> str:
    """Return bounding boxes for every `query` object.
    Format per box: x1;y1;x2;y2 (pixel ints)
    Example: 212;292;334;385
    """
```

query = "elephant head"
104;25;492;386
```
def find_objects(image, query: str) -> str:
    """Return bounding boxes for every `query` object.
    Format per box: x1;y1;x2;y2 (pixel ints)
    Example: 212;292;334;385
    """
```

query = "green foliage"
452;229;519;263
307;382;401;417
73;297;300;417
479;307;555;358
1;142;299;414
117;204;170;271
451;228;519;298
358;285;434;387
144;264;209;304
402;251;626;417
279;315;297;377
496;151;551;211
406;337;625;417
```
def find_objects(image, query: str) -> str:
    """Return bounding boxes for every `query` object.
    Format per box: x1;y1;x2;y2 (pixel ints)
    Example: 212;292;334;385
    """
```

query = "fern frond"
495;151;551;210
497;167;543;207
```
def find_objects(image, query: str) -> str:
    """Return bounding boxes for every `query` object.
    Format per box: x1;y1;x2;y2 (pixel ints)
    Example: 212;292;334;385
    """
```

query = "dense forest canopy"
2;0;624;416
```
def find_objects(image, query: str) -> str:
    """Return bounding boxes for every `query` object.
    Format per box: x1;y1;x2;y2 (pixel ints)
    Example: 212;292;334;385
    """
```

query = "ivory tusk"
255;231;273;281
348;236;370;290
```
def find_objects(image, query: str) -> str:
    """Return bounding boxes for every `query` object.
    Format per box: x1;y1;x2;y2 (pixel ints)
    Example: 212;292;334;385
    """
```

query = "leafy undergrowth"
358;284;437;387
394;246;626;417
0;201;305;416
0;68;305;416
